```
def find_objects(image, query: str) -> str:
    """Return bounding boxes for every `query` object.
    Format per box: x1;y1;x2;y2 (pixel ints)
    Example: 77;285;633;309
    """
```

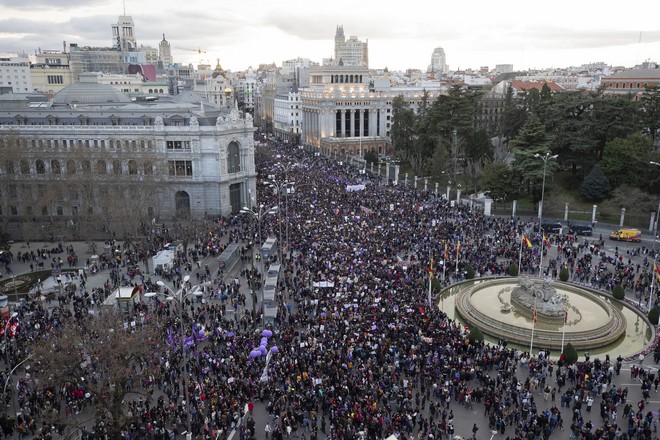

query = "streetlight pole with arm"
146;275;206;440
534;153;558;228
649;161;660;310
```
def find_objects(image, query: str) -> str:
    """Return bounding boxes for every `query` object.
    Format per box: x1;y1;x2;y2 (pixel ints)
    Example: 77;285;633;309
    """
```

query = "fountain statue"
510;277;567;320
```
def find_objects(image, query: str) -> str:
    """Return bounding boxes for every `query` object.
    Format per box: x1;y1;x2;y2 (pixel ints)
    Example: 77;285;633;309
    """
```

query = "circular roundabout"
454;277;631;351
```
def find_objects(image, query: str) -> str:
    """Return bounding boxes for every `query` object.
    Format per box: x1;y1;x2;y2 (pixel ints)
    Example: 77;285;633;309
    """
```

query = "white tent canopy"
152;250;175;271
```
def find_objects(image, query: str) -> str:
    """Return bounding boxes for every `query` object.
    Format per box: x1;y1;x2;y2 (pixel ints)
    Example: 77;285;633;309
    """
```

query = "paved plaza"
0;145;660;440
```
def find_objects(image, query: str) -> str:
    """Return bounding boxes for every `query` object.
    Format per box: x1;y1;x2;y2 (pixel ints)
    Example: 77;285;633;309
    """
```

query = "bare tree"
30;308;159;438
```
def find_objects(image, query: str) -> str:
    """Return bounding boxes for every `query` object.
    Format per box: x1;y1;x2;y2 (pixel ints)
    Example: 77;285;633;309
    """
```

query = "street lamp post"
267;178;290;264
649;161;660;310
149;275;201;440
534;153;558;227
651;162;660;256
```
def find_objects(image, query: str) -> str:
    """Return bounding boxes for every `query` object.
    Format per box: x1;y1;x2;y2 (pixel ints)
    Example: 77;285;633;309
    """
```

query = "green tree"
589;97;642;160
390;95;417;164
600;133;653;188
508;263;519;276
479;162;518;201
543;92;597;176
640;85;660;144
501;85;528;141
465;265;475;279
649;307;660;326
468;326;484;344
364;150;378;165
465;130;494;163
510;115;555;206
612;284;625;300
562;343;578;364
430;141;450;179
579;165;611;201
559;267;569;282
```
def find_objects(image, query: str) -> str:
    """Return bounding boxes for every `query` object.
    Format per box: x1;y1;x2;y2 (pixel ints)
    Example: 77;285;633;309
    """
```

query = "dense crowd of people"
0;142;659;440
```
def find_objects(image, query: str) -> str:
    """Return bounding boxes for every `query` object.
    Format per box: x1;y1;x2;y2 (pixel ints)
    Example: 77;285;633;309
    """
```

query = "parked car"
534;222;563;234
609;228;641;242
568;223;593;236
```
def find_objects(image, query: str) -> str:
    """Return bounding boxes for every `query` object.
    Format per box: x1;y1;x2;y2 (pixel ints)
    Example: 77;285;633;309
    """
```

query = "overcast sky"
1;0;660;72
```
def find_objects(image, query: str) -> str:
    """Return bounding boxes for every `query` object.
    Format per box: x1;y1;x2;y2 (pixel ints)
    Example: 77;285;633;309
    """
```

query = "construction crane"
177;47;207;54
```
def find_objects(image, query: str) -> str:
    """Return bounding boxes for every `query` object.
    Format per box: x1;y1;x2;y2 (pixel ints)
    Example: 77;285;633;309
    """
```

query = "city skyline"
1;0;660;72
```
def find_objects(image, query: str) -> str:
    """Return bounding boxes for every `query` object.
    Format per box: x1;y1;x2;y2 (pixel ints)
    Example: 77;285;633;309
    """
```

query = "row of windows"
606;81;656;89
1;202;154;218
166;140;191;150
47;75;64;84
0;138;155;150
168;160;193;176
4;158;154;176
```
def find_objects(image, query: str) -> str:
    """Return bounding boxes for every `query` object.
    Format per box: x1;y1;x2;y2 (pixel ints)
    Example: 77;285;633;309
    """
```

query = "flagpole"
530;295;538;356
518;233;523;276
442;241;447;287
428;251;433;306
455;241;460;279
561;299;568;353
649;257;658;311
538;235;545;278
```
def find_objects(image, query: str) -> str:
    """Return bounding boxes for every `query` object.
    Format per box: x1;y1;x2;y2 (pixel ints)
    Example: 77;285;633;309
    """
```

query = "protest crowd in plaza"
0;142;659;440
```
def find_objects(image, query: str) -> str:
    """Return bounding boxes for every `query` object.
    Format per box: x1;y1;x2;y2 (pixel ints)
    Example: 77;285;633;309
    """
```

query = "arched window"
81;160;91;173
20;160;29;174
35;159;45;175
4;160;14;175
143;161;153;175
66;159;76;174
175;191;191;217
148;89;153;93
227;142;241;173
113;160;122;174
51;159;61;174
128;160;138;175
97;160;107;174
159;89;163;93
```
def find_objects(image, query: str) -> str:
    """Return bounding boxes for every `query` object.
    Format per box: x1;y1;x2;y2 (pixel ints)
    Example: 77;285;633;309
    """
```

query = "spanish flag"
543;234;551;248
654;263;660;282
444;241;449;261
456;240;462;255
522;235;533;249
429;258;435;280
532;303;537;324
564;301;569;324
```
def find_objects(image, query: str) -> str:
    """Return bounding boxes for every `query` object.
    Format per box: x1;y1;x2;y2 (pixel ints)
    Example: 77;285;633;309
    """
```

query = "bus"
267;263;282;279
260;237;277;260
218;243;240;271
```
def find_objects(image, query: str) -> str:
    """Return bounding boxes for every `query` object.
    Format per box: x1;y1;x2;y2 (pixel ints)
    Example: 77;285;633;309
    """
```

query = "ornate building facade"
300;66;442;158
0;73;256;240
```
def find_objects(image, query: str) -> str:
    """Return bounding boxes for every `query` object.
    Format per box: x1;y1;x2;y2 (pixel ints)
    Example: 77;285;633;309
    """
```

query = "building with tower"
300;66;442;158
159;34;173;69
428;47;448;76
333;26;369;67
112;15;138;55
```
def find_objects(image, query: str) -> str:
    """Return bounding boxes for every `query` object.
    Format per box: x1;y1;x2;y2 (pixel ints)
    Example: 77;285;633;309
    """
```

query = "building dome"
53;72;131;105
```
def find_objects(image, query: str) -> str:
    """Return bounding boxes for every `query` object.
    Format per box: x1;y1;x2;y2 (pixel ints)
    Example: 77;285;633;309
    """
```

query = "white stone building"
300;66;442;157
0;55;32;94
0;73;256;240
